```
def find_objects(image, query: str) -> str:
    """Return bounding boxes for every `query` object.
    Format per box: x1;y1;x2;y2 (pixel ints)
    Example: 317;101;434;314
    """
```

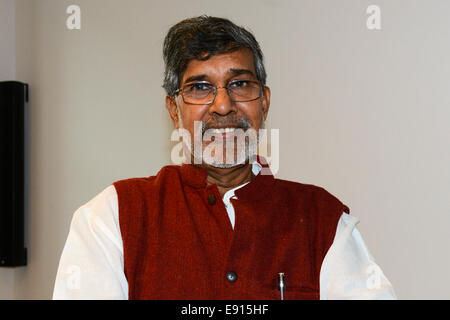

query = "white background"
0;0;449;299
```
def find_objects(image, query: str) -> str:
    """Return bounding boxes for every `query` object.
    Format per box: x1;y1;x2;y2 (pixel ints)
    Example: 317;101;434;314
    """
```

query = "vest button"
226;271;237;282
207;194;216;205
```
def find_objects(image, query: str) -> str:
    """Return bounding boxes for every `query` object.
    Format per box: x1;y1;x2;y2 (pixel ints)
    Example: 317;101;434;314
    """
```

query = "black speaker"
0;81;28;267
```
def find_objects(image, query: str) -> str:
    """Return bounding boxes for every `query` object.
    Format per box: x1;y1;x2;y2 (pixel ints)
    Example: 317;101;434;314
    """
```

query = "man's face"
166;47;271;168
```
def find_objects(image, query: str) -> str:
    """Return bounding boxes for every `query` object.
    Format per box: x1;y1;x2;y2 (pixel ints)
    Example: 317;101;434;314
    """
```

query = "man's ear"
165;95;180;129
261;86;271;121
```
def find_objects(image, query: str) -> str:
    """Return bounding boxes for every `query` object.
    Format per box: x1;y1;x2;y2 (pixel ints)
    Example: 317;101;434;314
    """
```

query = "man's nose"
208;87;237;116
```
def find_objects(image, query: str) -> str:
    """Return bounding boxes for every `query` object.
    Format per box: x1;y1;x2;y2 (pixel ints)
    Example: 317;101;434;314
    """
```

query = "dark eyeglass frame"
174;79;263;105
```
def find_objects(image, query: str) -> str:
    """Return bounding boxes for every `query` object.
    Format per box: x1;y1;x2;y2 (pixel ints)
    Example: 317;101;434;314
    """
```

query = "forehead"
181;48;256;84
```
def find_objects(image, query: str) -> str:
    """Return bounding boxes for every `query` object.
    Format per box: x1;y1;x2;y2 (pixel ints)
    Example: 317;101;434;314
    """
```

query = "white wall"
0;0;16;300
0;0;15;80
6;0;450;299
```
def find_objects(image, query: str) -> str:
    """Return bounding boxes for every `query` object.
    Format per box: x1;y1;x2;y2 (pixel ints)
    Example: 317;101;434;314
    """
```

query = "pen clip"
278;272;285;300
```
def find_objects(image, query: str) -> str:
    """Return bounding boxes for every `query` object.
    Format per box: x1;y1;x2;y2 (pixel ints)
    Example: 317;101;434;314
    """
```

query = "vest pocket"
279;288;319;300
247;285;319;300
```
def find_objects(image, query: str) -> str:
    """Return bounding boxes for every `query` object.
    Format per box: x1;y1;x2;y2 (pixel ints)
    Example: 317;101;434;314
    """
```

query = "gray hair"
162;15;267;97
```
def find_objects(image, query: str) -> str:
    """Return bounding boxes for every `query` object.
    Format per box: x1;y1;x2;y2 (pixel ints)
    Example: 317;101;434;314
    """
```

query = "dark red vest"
113;158;349;300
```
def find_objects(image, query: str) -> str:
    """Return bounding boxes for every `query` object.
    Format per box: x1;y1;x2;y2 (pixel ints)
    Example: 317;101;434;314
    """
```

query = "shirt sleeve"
319;212;397;300
52;185;128;299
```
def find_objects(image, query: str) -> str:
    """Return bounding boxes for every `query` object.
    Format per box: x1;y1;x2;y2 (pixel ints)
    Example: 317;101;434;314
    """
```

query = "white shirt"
53;162;397;300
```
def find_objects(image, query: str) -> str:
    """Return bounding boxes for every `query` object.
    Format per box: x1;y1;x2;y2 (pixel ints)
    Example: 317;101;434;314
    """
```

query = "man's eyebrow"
184;74;209;84
183;69;256;85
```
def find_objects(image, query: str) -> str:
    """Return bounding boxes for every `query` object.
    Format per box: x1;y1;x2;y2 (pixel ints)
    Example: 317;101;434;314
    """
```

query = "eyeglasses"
174;80;262;105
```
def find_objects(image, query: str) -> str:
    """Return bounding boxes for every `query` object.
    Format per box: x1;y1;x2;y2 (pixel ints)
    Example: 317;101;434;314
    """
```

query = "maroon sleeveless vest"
113;159;349;300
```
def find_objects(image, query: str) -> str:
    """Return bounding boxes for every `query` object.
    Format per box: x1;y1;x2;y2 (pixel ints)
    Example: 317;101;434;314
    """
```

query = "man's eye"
189;83;212;91
229;80;249;88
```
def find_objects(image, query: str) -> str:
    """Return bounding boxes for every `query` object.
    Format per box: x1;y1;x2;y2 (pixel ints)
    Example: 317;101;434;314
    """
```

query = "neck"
203;162;254;198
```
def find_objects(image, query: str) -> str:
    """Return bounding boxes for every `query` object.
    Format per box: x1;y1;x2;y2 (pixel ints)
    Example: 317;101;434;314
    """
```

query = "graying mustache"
202;119;251;134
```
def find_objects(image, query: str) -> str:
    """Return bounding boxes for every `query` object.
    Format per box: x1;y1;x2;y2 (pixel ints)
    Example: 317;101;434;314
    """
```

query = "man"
53;15;396;299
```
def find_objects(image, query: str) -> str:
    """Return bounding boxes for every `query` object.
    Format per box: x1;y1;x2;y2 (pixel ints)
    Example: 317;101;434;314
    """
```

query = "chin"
202;150;254;169
204;160;246;169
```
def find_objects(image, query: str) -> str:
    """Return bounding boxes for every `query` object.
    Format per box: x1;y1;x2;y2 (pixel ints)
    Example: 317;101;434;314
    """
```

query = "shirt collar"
222;162;261;201
179;155;275;201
